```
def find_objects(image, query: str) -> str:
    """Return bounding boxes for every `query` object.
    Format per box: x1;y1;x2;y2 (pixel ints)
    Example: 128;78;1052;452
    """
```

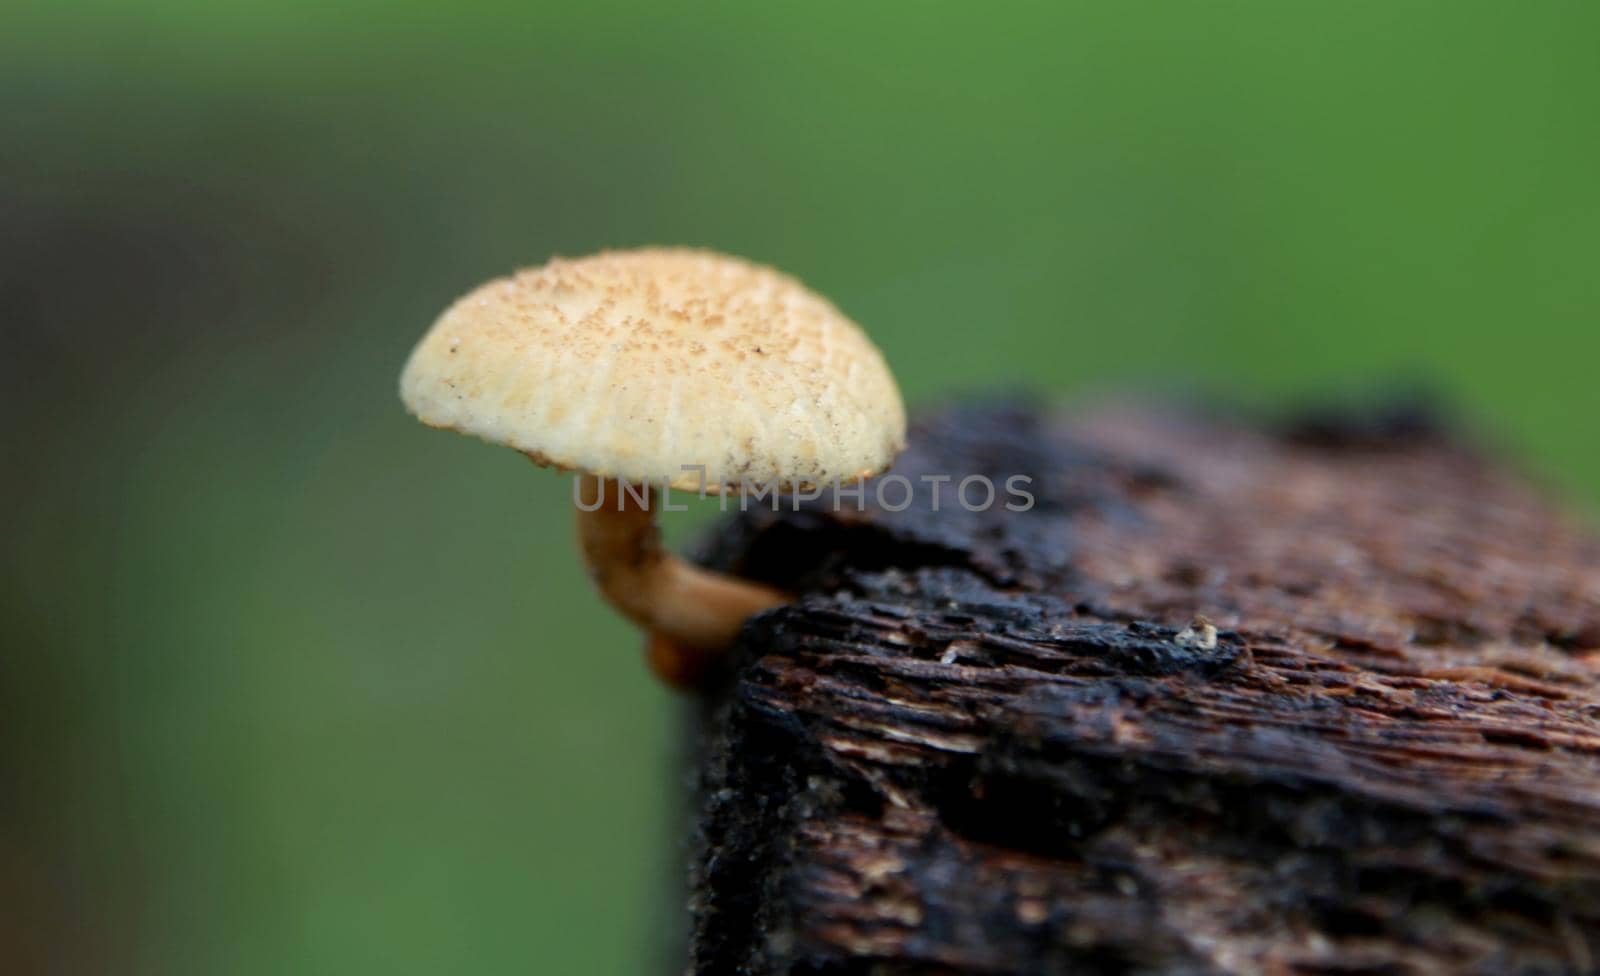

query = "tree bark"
682;397;1600;975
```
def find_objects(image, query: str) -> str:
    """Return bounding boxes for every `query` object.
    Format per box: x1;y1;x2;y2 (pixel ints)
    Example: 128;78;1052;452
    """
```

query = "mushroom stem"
643;632;722;690
573;473;789;650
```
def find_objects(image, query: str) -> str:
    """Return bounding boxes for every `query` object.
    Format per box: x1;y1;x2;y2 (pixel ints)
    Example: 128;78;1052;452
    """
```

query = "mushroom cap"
400;247;906;492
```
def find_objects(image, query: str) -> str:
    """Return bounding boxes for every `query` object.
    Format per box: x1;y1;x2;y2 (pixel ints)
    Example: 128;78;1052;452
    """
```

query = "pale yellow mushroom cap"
400;247;906;492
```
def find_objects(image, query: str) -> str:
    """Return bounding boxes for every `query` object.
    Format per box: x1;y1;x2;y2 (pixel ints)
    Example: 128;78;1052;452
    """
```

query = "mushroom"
400;247;905;681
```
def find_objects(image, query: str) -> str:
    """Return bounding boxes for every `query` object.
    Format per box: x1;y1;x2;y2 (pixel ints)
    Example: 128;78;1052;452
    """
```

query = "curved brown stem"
573;473;789;652
643;632;723;690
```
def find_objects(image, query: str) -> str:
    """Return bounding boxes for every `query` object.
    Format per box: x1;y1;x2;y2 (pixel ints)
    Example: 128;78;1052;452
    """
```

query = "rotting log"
682;398;1600;975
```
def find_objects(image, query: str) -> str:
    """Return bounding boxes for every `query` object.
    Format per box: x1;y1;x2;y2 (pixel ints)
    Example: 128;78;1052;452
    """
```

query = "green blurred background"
3;2;1597;973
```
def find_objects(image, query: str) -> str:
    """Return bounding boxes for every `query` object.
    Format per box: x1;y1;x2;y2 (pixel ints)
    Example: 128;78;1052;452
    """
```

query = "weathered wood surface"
684;399;1600;975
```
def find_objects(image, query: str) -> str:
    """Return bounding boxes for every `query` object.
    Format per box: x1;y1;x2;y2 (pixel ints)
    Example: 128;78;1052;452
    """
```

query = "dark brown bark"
683;398;1600;976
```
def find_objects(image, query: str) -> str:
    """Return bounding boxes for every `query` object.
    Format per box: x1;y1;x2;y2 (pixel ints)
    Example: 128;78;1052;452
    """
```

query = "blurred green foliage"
2;2;1596;973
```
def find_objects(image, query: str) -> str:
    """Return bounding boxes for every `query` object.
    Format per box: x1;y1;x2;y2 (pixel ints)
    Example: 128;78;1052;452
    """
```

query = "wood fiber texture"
684;399;1600;975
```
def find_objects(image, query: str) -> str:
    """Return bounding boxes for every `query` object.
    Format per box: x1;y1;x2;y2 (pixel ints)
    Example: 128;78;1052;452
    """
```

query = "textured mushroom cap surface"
400;248;906;492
